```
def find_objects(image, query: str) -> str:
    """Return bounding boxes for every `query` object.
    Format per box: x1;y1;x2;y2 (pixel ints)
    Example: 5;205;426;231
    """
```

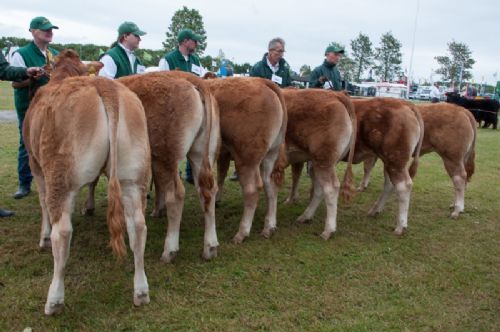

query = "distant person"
430;82;441;103
0;50;42;216
159;28;206;184
310;45;344;90
10;16;59;200
99;21;146;79
250;37;292;87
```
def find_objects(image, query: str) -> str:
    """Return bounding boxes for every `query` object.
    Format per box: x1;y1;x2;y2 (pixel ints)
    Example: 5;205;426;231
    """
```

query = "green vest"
249;53;292;87
309;60;342;91
164;49;201;76
13;42;59;113
101;45;142;78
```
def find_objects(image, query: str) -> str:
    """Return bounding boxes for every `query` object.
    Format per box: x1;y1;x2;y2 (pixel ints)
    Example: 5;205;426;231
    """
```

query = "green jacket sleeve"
309;67;322;88
0;52;28;82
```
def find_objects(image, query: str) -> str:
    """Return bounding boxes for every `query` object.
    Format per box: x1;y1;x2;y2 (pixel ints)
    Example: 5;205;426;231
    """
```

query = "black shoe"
229;172;239;181
13;187;31;199
0;208;15;217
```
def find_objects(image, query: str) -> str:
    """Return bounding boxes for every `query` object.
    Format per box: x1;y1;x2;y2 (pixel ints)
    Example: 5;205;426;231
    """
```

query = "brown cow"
282;89;357;239
24;50;151;315
84;71;220;263
287;97;424;235
359;102;476;218
204;77;287;243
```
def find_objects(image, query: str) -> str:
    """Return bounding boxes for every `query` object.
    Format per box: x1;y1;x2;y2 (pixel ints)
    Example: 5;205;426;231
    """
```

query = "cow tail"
195;84;216;212
408;104;424;178
261;80;288;187
337;92;357;203
93;79;127;258
464;109;477;181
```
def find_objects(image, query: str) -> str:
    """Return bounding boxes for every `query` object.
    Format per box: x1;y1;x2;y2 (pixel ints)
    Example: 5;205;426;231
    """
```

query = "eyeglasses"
271;49;285;54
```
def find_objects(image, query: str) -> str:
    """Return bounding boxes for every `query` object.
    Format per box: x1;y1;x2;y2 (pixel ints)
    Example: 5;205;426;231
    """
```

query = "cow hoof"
39;237;51;249
284;197;297;205
393;227;407;236
232;233;247;244
44;300;64;315
81;207;94;216
150;208;166;218
356;185;367;192
133;290;150;306
449;211;461;219
160;251;178;264
319;231;334;240
202;245;218;261
296;216;312;224
261;227;277;239
367;209;380;217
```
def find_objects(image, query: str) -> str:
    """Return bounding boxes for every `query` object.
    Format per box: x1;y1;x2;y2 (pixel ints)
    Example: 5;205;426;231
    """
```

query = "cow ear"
86;61;104;76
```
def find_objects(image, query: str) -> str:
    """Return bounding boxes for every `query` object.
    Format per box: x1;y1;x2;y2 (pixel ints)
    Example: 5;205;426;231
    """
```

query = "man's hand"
26;67;44;79
318;76;328;84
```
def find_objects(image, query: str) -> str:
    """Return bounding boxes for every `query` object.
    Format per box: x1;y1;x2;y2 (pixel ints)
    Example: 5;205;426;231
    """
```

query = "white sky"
1;0;499;84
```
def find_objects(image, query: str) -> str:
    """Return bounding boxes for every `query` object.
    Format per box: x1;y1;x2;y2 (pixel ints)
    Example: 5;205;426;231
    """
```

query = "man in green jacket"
10;16;59;199
0;51;42;215
250;37;292;88
99;21;147;79
309;45;345;90
159;28;205;184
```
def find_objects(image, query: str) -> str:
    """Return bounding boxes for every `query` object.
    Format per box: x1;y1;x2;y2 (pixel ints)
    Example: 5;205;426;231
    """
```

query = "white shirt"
158;53;207;76
266;57;280;74
98;43;138;79
10;46;49;68
430;85;441;99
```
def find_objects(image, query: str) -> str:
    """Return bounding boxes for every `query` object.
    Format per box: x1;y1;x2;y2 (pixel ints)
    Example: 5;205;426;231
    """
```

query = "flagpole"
407;0;419;98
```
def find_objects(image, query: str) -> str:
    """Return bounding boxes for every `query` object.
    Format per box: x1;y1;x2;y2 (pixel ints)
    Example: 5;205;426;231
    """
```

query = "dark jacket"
310;60;342;91
250;53;292;87
0;52;27;81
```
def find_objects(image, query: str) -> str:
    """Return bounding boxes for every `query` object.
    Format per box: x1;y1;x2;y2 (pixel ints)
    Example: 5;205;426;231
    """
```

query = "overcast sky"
1;0;499;84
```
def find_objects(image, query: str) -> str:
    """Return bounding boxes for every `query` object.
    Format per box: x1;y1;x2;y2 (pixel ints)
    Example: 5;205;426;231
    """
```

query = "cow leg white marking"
359;156;377;191
450;175;466;219
393;178;412;235
260;147;280;239
161;176;185;263
188;150;219;260
320;169;340;240
45;195;75;315
81;176;99;216
368;170;394;216
285;162;304;204
296;167;324;224
35;176;51;248
233;167;260;244
121;184;149;306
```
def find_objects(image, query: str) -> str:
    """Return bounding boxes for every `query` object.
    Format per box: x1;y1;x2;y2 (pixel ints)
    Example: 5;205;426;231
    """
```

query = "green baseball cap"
325;45;345;55
177;29;202;43
118;21;146;36
29;16;59;31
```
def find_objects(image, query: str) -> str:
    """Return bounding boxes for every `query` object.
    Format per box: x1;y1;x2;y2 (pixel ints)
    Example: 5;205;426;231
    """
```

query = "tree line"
1;6;479;85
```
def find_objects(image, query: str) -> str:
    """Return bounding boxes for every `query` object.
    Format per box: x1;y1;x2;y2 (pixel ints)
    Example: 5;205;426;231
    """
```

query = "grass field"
0;122;498;330
0;81;15;110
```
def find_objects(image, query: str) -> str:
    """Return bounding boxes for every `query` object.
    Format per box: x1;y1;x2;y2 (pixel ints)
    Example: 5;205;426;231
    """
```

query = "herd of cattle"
21;50;492;315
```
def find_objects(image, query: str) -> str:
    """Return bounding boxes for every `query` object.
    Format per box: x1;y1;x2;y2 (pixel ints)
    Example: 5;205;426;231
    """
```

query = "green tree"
162;6;207;55
299;64;311;76
350;32;374;82
374;31;402;82
233;62;252;74
435;40;475;86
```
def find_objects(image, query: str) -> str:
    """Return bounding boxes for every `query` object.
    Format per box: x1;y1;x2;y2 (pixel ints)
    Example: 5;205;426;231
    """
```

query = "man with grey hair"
250;37;292;87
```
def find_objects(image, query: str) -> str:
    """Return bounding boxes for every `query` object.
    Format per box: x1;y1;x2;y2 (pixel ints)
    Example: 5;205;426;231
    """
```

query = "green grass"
0;81;15;110
0;122;498;330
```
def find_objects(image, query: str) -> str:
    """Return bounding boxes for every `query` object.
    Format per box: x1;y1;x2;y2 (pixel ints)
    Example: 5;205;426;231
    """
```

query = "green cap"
177;29;202;43
325;45;345;55
29;16;59;31
118;21;146;37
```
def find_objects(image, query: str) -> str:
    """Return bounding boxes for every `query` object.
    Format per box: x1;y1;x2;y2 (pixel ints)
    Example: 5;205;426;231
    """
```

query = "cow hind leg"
368;169;394;217
359;156;377;191
442;158;467;218
161;174;185;263
81;176;99;216
188;150;219;261
259;146;282;239
317;168;341;240
233;165;261;244
296;165;325;225
215;150;231;204
121;182;149;306
387;169;413;235
34;175;51;248
284;162;304;204
151;161;168;217
45;194;75;315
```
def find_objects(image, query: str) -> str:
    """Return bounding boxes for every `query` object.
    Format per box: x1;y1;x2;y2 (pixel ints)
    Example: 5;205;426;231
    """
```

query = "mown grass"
0;122;498;331
0;81;15;110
